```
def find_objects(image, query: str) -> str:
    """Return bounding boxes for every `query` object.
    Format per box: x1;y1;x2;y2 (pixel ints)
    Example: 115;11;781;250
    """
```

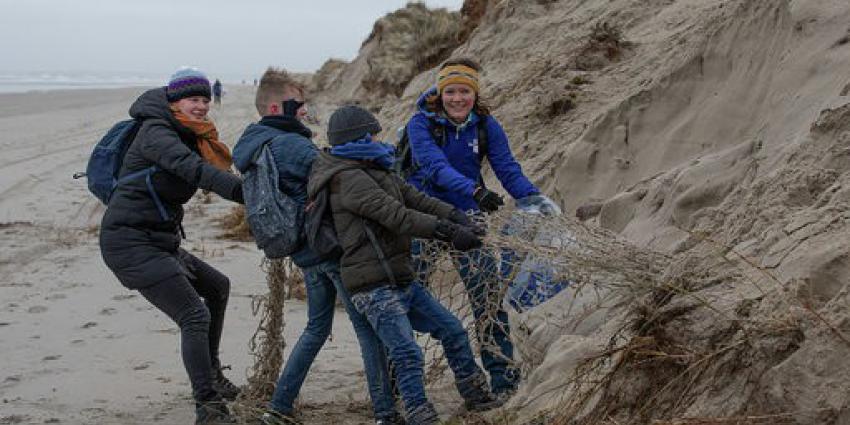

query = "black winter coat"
99;88;242;289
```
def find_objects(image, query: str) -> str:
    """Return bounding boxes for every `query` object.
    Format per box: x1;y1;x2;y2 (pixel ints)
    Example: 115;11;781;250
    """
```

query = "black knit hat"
166;67;212;102
327;105;382;146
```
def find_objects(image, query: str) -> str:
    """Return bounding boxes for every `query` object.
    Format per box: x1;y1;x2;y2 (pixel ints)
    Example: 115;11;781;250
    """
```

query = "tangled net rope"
235;209;670;418
231;258;301;419
417;209;670;384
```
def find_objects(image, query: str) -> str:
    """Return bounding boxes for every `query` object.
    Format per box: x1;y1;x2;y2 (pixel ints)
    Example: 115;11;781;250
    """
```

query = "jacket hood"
414;86;481;131
307;151;369;198
129;87;177;122
415;86;439;117
129;87;193;137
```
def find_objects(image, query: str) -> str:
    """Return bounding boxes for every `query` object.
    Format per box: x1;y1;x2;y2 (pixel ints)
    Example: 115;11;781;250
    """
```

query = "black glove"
435;220;482;251
448;209;471;226
451;226;483;251
448;209;487;236
473;187;504;213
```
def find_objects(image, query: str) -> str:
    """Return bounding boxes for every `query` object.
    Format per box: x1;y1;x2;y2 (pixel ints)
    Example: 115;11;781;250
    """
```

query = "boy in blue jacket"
233;69;399;425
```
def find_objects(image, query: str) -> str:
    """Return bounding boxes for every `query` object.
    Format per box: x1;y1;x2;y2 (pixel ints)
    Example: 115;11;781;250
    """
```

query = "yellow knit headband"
437;65;480;94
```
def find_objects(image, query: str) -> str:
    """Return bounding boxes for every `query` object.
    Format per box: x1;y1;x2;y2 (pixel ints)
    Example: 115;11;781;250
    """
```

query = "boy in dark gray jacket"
307;105;502;425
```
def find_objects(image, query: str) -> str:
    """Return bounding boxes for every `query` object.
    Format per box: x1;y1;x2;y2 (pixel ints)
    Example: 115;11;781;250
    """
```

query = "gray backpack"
242;140;304;258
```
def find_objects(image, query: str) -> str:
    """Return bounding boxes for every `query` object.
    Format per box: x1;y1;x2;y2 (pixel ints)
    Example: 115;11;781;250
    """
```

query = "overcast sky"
0;0;463;79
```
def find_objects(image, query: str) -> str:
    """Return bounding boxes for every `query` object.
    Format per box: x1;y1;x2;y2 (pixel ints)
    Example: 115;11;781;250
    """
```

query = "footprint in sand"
0;414;31;424
42;355;61;361
133;362;153;371
27;305;48;314
111;294;136;301
99;307;117;316
70;339;85;346
3;375;22;386
45;293;67;301
81;321;97;329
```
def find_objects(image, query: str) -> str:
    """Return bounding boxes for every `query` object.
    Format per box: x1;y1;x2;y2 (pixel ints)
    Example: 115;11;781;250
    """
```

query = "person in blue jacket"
232;69;399;425
406;57;560;398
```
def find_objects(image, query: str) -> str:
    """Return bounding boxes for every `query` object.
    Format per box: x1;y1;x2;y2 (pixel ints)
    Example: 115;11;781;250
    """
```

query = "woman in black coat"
99;68;243;425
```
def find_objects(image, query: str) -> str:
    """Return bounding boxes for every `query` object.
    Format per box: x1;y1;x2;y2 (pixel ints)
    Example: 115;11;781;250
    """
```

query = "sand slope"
306;0;850;423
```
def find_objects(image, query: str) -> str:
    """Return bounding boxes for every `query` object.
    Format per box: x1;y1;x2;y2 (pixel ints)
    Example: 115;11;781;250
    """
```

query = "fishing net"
234;209;669;419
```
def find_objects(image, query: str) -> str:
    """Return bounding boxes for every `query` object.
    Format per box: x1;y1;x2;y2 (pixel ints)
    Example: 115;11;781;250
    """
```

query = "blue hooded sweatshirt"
232;116;326;268
405;87;539;212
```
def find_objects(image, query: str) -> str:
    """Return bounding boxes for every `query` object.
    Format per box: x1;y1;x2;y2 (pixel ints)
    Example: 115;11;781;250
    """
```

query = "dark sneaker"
375;411;407;425
456;372;504;412
212;365;241;401
405;402;439;425
260;410;301;425
195;400;236;424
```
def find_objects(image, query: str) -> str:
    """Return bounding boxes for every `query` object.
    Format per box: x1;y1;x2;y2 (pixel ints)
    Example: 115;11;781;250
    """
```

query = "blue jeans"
351;282;482;413
269;260;395;420
412;240;518;393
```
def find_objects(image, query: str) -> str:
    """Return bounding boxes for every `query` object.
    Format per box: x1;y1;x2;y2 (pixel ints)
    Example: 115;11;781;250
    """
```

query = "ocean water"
0;71;163;93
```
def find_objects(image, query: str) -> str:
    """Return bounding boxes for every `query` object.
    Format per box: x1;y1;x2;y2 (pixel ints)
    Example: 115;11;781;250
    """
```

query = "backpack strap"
251;137;278;164
118;165;168;221
362;218;397;286
431;123;447;148
476;116;489;164
359;170;398;286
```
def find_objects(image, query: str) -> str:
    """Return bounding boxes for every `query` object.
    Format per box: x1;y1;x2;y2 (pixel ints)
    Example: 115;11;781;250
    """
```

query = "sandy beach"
0;86;379;425
3;0;850;423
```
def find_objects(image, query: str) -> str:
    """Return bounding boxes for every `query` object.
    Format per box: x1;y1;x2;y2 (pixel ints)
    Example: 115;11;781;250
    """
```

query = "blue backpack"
242;140;304;259
75;119;169;221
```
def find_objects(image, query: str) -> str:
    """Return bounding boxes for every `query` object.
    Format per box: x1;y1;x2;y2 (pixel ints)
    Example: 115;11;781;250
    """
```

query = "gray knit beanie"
166;67;211;102
327;105;382;146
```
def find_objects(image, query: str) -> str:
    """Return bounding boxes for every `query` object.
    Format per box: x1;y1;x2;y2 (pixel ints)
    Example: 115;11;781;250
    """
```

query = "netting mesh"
415;210;670;384
234;210;669;418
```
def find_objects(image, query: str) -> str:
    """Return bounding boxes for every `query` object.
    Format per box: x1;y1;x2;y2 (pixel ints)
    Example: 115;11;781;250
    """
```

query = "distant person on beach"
307;105;503;425
232;69;401;425
404;57;561;400
212;79;223;105
98;67;244;424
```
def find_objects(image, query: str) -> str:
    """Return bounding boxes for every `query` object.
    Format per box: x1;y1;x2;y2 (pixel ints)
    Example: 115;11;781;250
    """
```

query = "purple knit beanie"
166;67;211;102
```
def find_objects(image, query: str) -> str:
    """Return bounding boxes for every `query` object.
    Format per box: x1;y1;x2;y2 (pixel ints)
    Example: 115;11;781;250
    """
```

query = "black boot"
211;365;240;401
405;402;439;425
456;372;504;412
195;399;236;424
375;411;407;425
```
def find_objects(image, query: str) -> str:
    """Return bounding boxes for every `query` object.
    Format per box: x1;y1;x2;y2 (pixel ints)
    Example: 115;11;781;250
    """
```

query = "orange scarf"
171;107;233;171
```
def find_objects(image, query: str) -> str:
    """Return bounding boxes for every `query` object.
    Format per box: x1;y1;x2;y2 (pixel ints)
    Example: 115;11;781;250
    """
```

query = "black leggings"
139;249;230;402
